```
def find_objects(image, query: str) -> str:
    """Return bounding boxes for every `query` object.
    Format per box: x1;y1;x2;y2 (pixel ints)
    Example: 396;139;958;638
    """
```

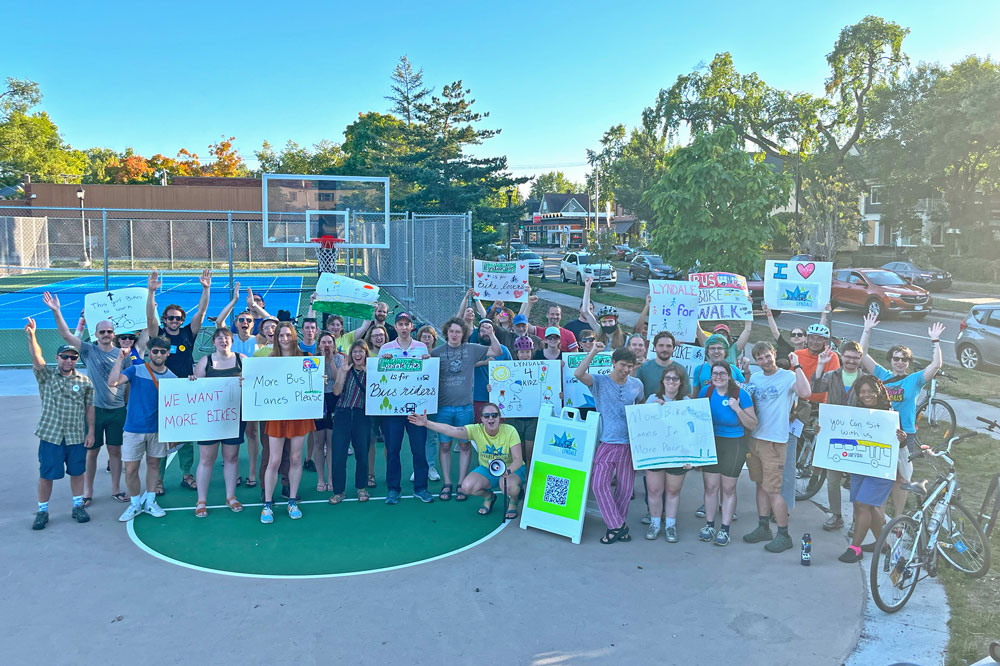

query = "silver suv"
559;252;617;286
955;302;1000;370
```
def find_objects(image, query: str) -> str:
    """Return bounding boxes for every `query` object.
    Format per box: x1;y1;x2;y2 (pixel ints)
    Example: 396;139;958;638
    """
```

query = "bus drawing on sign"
829;438;893;470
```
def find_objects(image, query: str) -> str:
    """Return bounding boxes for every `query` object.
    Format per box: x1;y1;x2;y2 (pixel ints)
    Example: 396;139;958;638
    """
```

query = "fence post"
227;211;234;327
102;209;109;290
209;218;215;269
247;220;252;269
169;219;174;269
129;219;134;270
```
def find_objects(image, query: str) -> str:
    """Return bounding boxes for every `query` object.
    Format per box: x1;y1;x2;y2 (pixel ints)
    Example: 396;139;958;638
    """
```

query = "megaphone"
488;459;506;477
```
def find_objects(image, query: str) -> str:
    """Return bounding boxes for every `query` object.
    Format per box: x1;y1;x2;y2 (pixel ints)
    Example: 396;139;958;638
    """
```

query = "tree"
644;127;792;275
386;55;431;125
528;171;582;200
0;110;86;184
791;164;862;261
1;77;41;120
254;139;343;175
204;136;248;177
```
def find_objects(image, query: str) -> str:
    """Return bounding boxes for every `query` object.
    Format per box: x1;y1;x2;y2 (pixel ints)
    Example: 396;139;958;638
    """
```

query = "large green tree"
586;115;672;222
644;127;792;275
528;171;581;200
254;139;344;175
0;78;85;184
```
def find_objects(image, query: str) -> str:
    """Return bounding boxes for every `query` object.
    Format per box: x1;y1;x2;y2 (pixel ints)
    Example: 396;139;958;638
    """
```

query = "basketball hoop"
311;236;345;274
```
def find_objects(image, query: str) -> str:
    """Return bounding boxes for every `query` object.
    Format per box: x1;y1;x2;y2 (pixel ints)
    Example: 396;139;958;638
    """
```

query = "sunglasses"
237;318;253;324
663;376;681;382
117;334;137;341
149;349;169;355
58;354;79;361
891;356;910;362
164;315;184;321
790;332;806;337
97;330;114;335
580;338;595;343
481;412;501;419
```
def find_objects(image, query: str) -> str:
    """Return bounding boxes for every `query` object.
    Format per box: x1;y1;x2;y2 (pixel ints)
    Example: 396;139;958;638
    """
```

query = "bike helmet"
806;323;830;338
597;305;619;320
513;336;534;351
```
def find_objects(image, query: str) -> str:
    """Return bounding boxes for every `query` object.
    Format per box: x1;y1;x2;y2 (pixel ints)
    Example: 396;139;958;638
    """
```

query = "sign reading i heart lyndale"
764;259;833;313
473;259;530;302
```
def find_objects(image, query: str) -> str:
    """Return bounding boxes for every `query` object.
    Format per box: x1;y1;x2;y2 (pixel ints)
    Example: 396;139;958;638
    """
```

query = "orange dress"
265;419;316;438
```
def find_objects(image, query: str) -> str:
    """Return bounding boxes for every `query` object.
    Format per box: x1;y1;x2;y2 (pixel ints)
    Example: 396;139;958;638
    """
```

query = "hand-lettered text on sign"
84;288;148;338
648;280;699;343
688;272;753;321
473;259;530;302
365;357;440;416
158;377;241;442
240;356;325;420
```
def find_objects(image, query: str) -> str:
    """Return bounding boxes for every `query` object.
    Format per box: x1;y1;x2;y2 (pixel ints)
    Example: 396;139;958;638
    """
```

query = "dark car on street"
628;254;684;281
831;268;932;319
881;261;952;291
955;302;1000;370
746;271;780;315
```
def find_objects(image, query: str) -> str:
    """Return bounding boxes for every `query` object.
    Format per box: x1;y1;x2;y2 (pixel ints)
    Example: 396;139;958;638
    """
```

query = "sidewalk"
939;392;1000;440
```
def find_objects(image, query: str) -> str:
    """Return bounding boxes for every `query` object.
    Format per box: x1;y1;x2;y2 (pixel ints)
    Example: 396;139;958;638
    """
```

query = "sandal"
111;492;128;503
226;496;243;512
195;501;208;518
81;497;92;509
316;482;326;492
478;493;497;515
180;474;197;490
367;474;376;488
455;489;468;502
357;488;370;502
504;509;519;520
328;493;344;505
236;477;242;487
325;483;333;492
154;479;165;496
439;484;453;501
245;478;257;488
600;525;631;544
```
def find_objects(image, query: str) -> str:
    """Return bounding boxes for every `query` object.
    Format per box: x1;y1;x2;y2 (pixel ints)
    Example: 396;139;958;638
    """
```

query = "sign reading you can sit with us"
474;259;529;302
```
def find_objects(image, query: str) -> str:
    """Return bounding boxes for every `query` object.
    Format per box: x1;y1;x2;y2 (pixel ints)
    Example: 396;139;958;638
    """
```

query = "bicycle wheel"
937;501;991;577
871;515;923;613
979;475;999;540
794;437;826;501
915;398;957;447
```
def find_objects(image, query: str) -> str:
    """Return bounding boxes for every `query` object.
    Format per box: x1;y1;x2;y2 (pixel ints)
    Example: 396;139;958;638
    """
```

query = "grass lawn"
910;428;1000;666
529;277;647;312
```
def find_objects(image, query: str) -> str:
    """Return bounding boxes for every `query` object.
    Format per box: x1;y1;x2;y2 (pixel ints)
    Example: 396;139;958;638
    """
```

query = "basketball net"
311;236;344;274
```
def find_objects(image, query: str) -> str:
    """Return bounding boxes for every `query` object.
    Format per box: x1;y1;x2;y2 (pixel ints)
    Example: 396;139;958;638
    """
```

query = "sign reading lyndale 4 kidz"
473;259;530;302
365;357;440;416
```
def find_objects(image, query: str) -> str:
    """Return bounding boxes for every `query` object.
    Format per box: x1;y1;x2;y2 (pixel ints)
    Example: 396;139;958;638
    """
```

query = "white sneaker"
119;503;142;522
428;467;441;482
143;497;166;518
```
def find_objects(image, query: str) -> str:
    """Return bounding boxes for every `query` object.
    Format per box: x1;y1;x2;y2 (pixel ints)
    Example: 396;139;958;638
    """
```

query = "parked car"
955;302;1000;370
613;244;632;260
624;247;654;262
831;268;932;318
510;241;527;253
881;261;952;291
513;250;544;275
560;252;617;286
791;253;823;262
628;254;684;281
746;271;780;316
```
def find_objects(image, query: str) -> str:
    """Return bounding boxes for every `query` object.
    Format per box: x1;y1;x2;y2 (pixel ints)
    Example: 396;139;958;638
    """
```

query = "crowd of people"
27;269;946;563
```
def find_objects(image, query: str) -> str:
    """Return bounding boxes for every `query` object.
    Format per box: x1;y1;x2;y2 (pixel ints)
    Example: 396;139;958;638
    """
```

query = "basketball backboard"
261;174;389;249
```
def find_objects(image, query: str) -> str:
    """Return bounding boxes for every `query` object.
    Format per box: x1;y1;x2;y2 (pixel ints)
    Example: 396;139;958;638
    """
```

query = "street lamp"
505;190;513;259
77;187;90;268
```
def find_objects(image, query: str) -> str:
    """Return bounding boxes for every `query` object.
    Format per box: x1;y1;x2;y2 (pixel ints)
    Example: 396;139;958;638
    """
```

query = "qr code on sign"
542;475;570;506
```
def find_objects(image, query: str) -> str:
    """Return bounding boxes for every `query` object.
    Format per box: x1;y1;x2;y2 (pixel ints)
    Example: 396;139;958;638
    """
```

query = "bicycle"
974;415;1000;540
914;368;957;447
794;419;827;502
870;424;992;614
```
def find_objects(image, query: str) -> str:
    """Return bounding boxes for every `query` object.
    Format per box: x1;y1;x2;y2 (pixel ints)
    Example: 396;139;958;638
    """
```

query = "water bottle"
928;500;947;534
801;533;812;566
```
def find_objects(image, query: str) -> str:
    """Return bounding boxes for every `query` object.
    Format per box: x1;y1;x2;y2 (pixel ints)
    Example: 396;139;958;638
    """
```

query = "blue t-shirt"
299;340;318;354
872;365;925;434
473;344;511;402
699;384;754;438
122;364;177;434
690;362;745;395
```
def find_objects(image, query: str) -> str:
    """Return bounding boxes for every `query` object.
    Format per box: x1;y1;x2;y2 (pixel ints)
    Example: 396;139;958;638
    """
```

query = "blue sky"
4;1;997;191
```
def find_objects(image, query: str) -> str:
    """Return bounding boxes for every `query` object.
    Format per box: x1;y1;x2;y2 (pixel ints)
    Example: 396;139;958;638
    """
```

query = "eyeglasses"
164;315;184;321
481;412;500;419
97;330;114;335
580;338;595;343
58;354;78;360
891;356;910;362
790;332;805;338
117;334;136;341
710;371;730;378
149;349;169;355
663;376;681;383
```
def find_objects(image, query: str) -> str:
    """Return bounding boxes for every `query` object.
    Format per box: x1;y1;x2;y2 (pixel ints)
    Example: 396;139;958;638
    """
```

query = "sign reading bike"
365;357;440;415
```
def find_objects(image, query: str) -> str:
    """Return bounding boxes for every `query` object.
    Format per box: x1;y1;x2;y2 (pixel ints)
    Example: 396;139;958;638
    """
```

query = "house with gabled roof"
522;192;611;247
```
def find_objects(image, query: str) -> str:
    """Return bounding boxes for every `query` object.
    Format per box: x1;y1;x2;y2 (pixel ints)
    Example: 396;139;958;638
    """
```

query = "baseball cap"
544;326;561;338
806;323;831;338
513;314;528;325
56;344;80;356
394;312;412;323
713;323;731;336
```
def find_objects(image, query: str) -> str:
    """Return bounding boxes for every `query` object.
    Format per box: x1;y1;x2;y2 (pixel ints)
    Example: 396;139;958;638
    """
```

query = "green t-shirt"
841;370;859;391
637;358;673;400
467;423;520;468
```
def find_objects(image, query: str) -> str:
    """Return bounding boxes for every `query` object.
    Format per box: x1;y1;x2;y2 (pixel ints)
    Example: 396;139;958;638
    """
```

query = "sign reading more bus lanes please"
365;357;439;416
473;259;530;302
240;356;325;420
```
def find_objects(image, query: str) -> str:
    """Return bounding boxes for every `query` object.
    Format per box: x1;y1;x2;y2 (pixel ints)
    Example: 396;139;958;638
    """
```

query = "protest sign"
158;377;241;442
645;342;705;378
813;404;900;481
625;398;717;470
521;405;601;544
241;356;325;420
365;357;439;416
689;272;753;321
764;260;832;313
84;288;147;337
562;352;612;409
489;359;562;418
648;280;699;342
473;259;530;302
312;273;380;320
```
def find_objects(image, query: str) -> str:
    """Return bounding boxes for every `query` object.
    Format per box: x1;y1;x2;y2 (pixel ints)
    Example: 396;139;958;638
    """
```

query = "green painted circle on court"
130;447;506;577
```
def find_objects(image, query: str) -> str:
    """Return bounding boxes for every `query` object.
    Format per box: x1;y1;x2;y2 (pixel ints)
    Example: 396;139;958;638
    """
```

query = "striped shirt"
338;367;366;410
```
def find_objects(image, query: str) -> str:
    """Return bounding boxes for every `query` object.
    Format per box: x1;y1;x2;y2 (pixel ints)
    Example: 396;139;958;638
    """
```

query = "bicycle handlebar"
975;415;1000;431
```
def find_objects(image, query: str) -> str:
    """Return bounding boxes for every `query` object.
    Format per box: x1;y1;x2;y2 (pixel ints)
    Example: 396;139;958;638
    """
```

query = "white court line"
781;312;955;345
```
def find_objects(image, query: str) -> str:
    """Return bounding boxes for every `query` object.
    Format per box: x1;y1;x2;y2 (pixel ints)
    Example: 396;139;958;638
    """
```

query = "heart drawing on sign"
513;290;524;299
519;264;525;269
474;292;480;297
476;272;484;278
522;279;528;284
796;263;816;279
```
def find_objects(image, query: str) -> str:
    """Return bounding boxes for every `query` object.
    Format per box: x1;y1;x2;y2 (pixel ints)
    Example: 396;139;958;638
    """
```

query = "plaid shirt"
33;367;94;444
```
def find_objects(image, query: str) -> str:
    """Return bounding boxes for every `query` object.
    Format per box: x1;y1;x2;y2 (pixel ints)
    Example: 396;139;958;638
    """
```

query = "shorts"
437;404;474;444
199;420;247;447
850;473;895;508
314;392;337;430
665;466;688;477
507;417;537;442
38;439;86;480
471;464;527;490
122;431;167;462
747;438;786;494
702;434;747;479
91;406;126;449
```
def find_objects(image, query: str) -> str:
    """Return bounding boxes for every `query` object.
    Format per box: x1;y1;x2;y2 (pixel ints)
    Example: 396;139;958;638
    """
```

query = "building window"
318;193;335;203
869;187;882;205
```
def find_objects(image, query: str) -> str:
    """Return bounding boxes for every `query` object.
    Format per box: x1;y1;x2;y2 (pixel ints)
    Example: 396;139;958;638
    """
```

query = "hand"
896;428;907;445
246;287;255;308
118;347;130;360
42;291;59;311
25;317;36;334
528;294;539;304
381;353;392;359
862;311;879;330
494;300;505;310
487;384;493;393
740;357;750;375
928;321;945;340
655;397;665;405
762;303;771;316
466;287;475;297
84;432;94;448
645;292;652;306
728;397;742;413
592;341;606;353
683;463;693;470
816;348;833;365
148;268;161;292
310;291;317;303
188;374;197;382
421;354;430;360
824;302;832;314
584;275;594;287
199;268;212;289
408;410;429;427
232;281;241;298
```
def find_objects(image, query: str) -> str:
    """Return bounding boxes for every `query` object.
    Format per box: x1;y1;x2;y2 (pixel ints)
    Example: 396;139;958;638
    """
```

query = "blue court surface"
0;274;303;329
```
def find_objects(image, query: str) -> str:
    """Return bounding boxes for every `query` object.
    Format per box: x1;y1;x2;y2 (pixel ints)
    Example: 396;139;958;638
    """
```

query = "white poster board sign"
648;280;699;343
562;352;612;409
689;272;753;321
520;405;601;544
645;343;705;378
241;356;325;420
365;357;440;415
473;259;530;302
764;260;832;313
488;359;562;418
158;377;241;442
813;404;901;481
625;398;717;470
84;287;147;337
314;273;380;320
